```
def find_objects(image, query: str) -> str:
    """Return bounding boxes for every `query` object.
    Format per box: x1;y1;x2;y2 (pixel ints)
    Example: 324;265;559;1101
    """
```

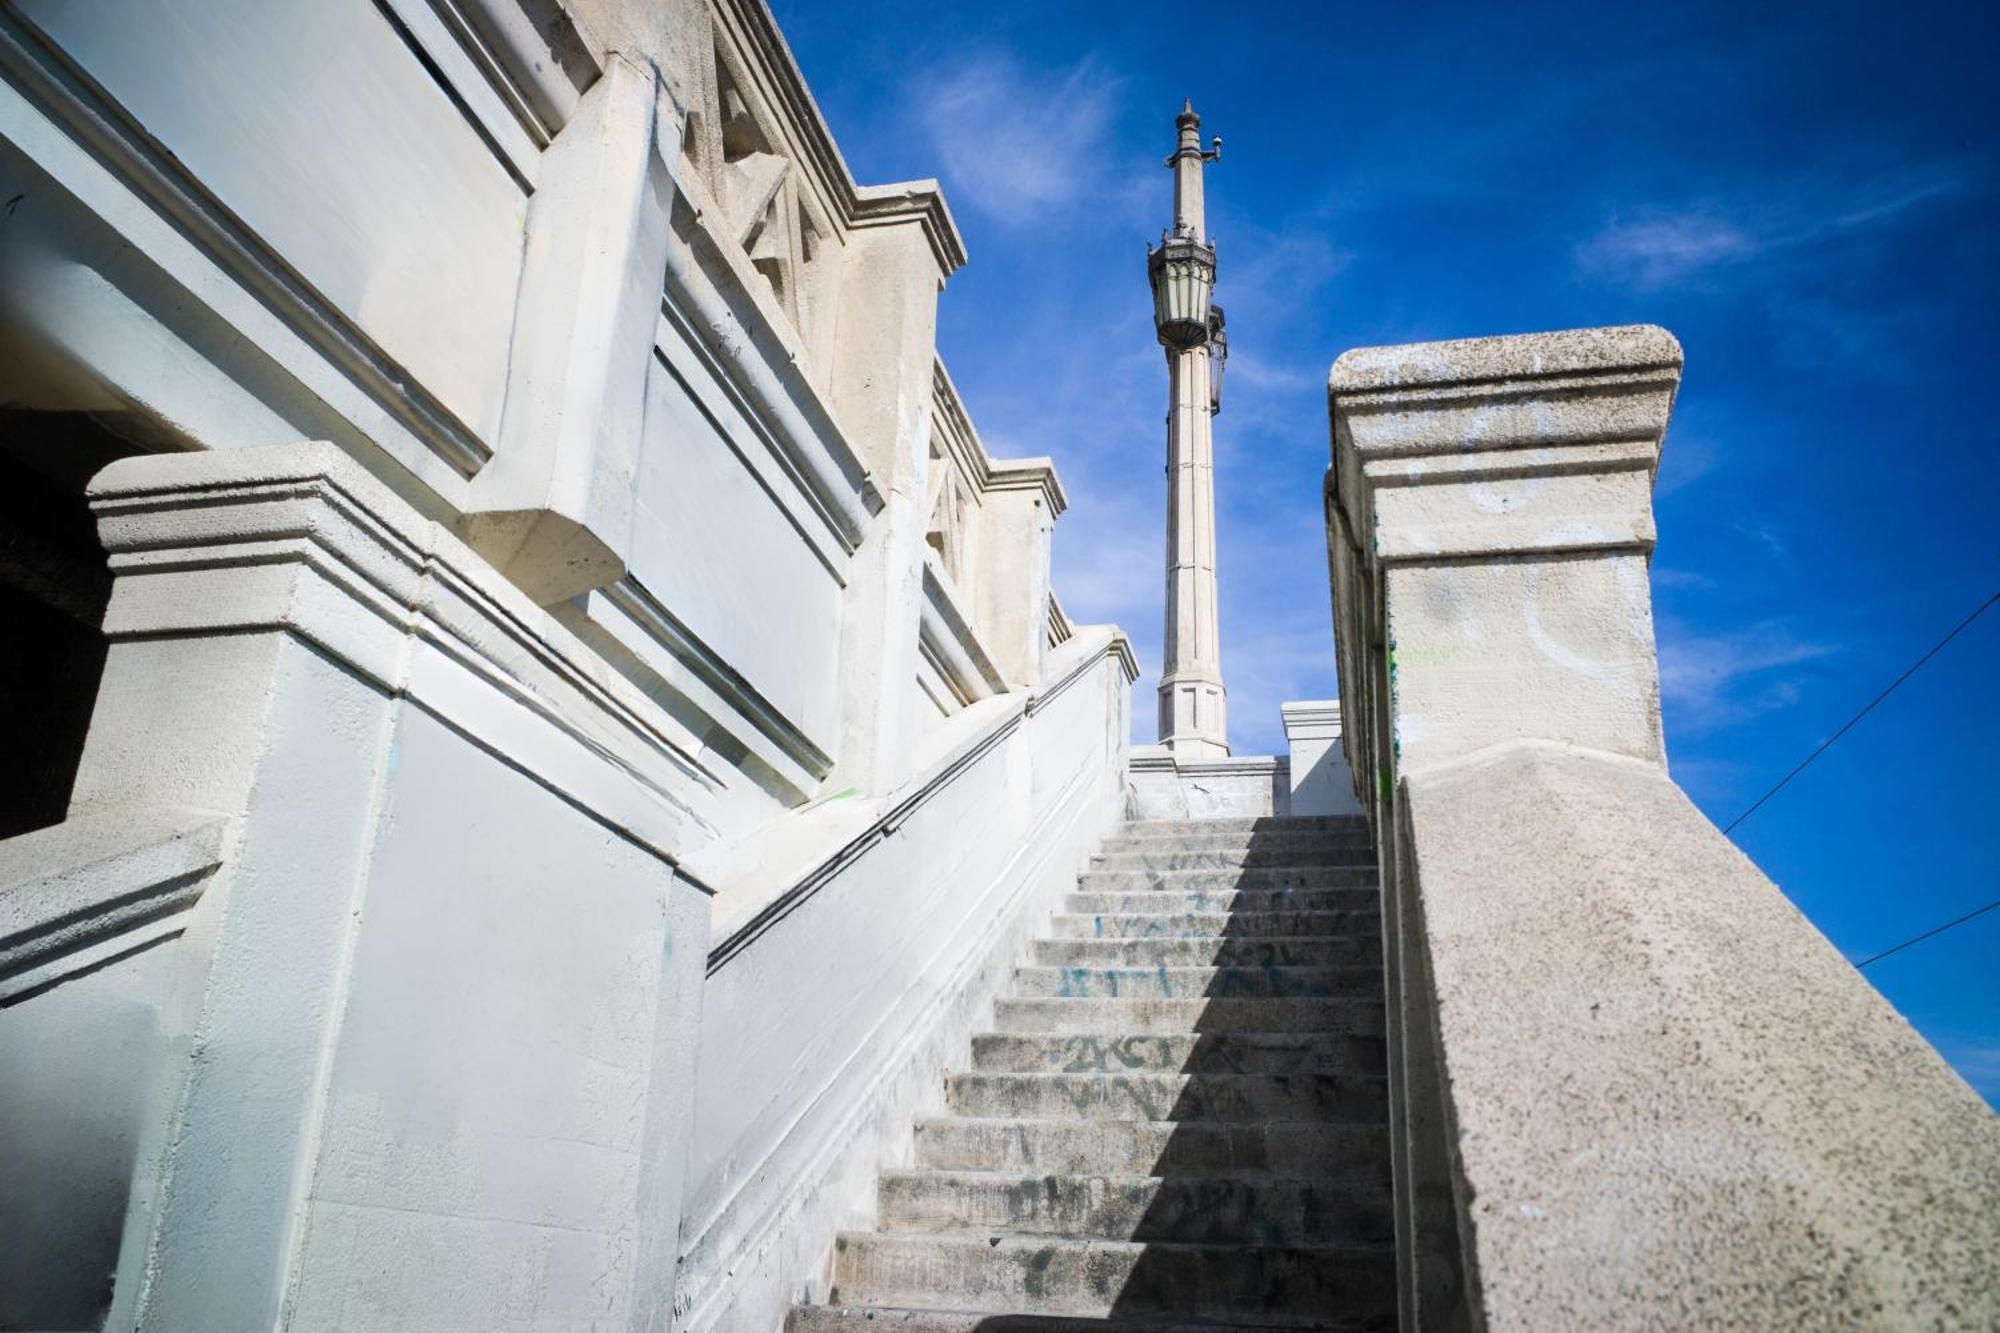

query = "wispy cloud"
914;54;1131;227
1575;158;1982;292
1657;619;1834;733
1576;213;1759;291
1935;1043;2000;1104
1652;567;1717;591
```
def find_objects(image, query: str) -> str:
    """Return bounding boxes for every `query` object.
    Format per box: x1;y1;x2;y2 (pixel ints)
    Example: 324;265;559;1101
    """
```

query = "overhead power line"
1855;898;2000;969
1722;588;2000;836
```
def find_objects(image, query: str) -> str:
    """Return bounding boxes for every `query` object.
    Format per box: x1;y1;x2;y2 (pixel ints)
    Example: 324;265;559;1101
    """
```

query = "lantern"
1146;231;1216;351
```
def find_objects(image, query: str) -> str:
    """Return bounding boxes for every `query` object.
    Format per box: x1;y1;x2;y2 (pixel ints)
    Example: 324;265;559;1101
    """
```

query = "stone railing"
1326;325;1998;1329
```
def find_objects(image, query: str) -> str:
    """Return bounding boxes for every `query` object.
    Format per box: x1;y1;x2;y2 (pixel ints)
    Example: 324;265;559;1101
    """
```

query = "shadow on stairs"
786;814;1394;1332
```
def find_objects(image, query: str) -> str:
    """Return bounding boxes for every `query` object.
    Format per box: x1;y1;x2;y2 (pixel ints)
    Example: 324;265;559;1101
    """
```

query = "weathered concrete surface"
1329;324;1683;789
1402;740;2000;1329
1282;700;1366;816
790;817;1396;1329
1127;747;1289;819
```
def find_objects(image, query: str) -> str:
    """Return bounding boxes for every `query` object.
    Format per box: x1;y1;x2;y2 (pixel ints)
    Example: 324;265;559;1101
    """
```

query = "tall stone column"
1153;101;1229;759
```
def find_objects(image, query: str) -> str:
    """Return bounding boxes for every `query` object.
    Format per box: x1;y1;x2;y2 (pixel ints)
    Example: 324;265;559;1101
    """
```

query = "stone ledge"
1328;323;1682;392
88;440;727;868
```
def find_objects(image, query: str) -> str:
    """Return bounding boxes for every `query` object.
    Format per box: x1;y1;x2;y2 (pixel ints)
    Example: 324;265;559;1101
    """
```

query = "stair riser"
830;1234;1396;1323
1080;866;1381;891
970;1032;1386;1076
1126;817;1368;832
1093;850;1379;872
993;997;1385;1036
1031;937;1379;968
1052;911;1376;939
878;1172;1394;1246
1067;888;1378;915
791;1309;1365;1333
946;1073;1388;1123
1102;833;1376;856
912;1117;1393;1180
1014;966;1379;1000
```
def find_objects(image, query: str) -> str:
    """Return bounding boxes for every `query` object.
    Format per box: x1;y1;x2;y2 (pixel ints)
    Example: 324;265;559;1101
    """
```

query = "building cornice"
930;359;1068;515
710;0;967;277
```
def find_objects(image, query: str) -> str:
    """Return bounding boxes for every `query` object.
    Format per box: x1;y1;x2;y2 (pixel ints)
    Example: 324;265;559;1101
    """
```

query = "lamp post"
1148;100;1230;760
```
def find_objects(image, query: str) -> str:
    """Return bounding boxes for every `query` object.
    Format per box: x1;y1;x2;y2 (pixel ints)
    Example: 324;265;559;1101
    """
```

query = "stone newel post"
1326;325;1682;815
1325;326;1999;1331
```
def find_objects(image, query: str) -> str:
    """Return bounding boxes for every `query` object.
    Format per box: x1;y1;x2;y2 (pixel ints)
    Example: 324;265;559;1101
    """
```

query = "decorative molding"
600;576;834;781
381;0;601;172
1045;590;1074;649
930;359;1068;515
0;7;495;479
917;557;1008;713
708;0;966;277
0;811;228;1003
706;625;1132;973
1280;699;1343;742
1329;324;1682;565
88;441;728;872
660;219;881;560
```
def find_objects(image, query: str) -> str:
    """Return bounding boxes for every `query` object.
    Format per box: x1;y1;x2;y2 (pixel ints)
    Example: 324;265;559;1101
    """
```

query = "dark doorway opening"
0;411;140;838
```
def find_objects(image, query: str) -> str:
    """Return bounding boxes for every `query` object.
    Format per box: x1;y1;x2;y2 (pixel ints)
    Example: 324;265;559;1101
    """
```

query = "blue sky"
770;0;1999;1100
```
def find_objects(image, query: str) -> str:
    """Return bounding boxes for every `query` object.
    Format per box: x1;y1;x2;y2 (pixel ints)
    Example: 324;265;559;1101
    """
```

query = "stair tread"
842;1230;1394;1254
791;1306;1390;1333
796;818;1395;1331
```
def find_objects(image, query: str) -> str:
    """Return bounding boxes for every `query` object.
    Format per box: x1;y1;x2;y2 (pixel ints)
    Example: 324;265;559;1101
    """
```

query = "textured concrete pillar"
1328;324;1682;788
59;442;712;1332
976;459;1065;687
462;54;681;604
826;202;960;794
1326;326;1999;1330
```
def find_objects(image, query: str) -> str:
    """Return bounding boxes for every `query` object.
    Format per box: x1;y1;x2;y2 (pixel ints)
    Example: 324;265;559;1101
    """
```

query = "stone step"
912;1115;1393;1179
1102;829;1376;855
993;996;1385;1036
876;1169;1394;1246
1013;965;1379;1001
1080;865;1381;892
1030;936;1380;968
1066;887;1379;916
1051;910;1376;939
969;1031;1385;1076
828;1232;1396;1324
1092;848;1379;872
791;1307;1389;1333
1122;816;1369;836
945;1071;1388;1123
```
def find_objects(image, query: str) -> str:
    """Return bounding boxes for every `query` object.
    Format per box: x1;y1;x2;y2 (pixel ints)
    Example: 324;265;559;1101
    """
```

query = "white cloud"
1935;1043;2000;1102
915;54;1132;227
1576;213;1759;291
1657;618;1833;733
1574;157;1981;292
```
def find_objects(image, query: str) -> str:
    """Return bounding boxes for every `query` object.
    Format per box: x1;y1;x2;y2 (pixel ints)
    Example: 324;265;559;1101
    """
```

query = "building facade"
0;3;1135;1329
1;2;1992;1331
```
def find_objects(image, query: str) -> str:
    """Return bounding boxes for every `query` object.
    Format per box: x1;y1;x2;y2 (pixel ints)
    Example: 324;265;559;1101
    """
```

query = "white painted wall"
675;631;1135;1333
0;6;1125;1330
17;0;529;443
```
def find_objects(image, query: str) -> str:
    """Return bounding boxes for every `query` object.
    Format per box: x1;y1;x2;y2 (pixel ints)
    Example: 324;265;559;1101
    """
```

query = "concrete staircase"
788;815;1394;1331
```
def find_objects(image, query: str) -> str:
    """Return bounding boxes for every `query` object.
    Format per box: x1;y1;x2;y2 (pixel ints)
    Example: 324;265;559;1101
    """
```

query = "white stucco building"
0;3;1990;1331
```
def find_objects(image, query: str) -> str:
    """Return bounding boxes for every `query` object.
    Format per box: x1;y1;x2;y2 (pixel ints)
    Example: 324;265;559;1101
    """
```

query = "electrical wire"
1855;898;2000;969
1722;588;2000;835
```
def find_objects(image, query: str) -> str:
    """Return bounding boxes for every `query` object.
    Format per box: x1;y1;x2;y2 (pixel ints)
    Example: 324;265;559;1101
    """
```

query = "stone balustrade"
1326;326;1999;1330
